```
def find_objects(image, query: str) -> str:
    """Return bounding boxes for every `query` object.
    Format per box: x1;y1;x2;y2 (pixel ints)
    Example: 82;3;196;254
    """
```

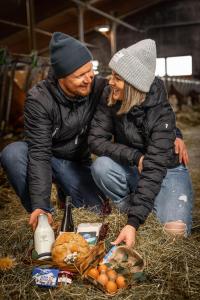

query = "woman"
88;39;193;248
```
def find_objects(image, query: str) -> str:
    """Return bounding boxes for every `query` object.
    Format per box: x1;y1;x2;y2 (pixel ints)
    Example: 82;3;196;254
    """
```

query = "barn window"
92;60;99;75
155;58;166;77
155;56;192;77
166;55;192;76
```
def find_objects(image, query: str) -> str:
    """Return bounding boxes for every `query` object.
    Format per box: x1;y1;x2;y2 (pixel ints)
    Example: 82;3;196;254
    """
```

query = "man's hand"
111;225;136;248
29;208;53;231
138;155;144;174
175;138;189;166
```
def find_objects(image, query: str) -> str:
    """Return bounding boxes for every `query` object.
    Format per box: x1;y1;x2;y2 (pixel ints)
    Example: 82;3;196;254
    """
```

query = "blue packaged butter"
32;267;59;287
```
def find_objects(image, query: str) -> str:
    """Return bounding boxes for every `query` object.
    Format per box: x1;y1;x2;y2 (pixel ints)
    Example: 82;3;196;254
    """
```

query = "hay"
0;184;200;299
0;114;200;299
176;106;200;129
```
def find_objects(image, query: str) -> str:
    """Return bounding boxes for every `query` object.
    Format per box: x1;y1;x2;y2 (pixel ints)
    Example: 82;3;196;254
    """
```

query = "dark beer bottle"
60;196;74;232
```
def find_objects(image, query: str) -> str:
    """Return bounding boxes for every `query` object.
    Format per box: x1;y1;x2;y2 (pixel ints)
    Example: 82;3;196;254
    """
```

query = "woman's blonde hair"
108;81;146;115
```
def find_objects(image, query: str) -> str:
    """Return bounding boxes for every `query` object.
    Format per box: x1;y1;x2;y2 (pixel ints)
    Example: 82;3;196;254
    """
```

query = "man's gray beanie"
49;32;93;79
109;39;156;93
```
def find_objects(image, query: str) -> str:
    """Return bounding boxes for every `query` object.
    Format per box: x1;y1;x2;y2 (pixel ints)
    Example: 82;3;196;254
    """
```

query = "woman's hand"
138;155;144;174
175;138;189;166
29;208;53;231
111;225;136;248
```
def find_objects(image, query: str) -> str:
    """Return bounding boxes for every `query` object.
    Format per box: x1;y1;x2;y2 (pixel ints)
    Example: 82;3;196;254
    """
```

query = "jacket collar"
141;77;167;108
127;77;167;116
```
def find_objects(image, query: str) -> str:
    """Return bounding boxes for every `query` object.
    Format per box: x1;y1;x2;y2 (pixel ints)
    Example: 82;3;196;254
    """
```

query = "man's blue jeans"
91;156;193;234
1;141;103;212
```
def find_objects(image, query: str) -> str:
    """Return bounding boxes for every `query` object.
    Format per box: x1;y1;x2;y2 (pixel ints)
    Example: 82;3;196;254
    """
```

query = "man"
1;32;188;230
1;32;107;229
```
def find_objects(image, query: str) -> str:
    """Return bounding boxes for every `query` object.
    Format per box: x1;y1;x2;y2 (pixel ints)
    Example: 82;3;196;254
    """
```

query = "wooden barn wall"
88;0;200;78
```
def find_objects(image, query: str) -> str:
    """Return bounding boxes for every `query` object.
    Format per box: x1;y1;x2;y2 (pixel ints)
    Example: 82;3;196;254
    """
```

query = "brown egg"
88;267;99;280
97;273;109;286
106;280;118;294
116;275;126;288
98;264;108;273
107;269;117;281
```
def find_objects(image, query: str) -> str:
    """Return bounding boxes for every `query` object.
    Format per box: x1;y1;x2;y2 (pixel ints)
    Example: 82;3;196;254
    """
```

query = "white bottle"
34;213;55;260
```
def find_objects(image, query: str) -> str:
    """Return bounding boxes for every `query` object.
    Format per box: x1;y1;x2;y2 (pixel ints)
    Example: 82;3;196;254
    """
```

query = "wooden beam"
147;20;200;31
26;0;36;51
71;0;143;32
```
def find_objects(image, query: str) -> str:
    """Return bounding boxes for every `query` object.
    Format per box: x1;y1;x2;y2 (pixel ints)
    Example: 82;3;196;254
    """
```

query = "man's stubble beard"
77;84;92;97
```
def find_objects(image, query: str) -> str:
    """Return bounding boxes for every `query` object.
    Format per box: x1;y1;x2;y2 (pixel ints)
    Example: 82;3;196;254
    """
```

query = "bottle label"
34;231;55;256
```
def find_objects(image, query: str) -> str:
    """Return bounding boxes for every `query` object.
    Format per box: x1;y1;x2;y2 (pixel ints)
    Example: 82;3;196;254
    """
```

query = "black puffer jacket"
24;71;107;211
88;77;180;229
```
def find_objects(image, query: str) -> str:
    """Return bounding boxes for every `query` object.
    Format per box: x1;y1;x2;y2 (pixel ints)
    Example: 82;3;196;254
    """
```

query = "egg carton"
83;246;145;295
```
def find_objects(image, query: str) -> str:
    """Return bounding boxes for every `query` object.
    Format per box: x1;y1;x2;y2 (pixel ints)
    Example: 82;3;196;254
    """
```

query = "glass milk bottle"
34;213;55;260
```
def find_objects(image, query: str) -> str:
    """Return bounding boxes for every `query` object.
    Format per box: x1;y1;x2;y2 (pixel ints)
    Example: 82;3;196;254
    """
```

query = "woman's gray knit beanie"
109;39;157;92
